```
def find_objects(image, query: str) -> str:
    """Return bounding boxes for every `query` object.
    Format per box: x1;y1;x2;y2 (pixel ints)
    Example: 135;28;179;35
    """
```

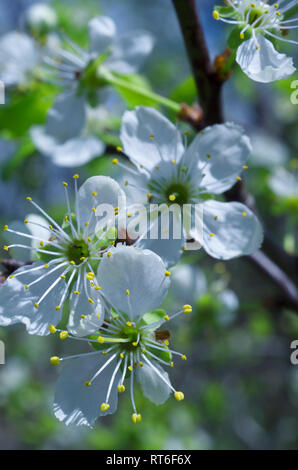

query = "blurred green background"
0;0;298;450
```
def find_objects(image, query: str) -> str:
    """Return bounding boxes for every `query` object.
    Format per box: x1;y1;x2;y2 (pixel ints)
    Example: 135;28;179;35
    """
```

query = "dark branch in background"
172;0;223;126
172;0;298;313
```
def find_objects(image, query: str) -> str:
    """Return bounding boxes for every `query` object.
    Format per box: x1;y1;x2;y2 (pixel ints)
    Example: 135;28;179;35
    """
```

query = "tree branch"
172;0;223;125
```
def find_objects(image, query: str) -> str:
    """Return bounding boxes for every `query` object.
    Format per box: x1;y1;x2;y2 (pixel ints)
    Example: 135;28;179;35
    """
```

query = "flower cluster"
213;0;297;82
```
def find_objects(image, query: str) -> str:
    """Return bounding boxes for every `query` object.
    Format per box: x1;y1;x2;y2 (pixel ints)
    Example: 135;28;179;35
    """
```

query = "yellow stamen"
50;356;60;365
48;325;57;334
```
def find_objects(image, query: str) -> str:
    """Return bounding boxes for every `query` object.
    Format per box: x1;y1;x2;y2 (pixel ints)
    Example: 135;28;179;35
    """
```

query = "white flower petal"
50;136;105;167
46;91;86;142
54;354;120;427
0;262;65;335
77;175;125;233
136;360;171;405
200;200;263;260
88;16;116;56
120;106;184;172
184;122;251;194
236;36;295;83
68;291;104;337
97;246;170;320
0;31;39;86
107;31;155;75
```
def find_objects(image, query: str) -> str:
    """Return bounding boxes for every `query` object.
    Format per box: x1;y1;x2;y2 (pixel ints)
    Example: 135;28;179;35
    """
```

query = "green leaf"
170;76;197;104
142;309;165;326
2;138;35;181
214;5;237;18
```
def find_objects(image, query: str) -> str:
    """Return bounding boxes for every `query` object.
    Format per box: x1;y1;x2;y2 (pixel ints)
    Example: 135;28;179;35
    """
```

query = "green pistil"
65;238;90;265
245;6;266;27
165;182;190;205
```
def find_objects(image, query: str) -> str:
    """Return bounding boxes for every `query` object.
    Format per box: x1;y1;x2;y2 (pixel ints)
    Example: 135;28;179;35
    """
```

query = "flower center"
164;181;190;205
245;5;267;27
65;238;90;265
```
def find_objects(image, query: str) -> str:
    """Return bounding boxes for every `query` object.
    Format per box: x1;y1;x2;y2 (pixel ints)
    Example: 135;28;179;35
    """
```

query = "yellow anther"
174;391;184;401
70;260;75;265
44;264;49;268
24;219;29;224
50;356;60;365
155;165;160;170
240;32;244;39
9;275;14;279
92;208;96;213
150;135;154;139
243;165;248;170
3;246;8;251
3;225;8;231
96;313;100;319
126;321;132;327
181;355;187;361
183;304;192;313
88;298;94;304
100;403;110;412
117;385;125;393
116;146;123;152
256;46;260;50
92;191;98;196
62;181;68;187
171;160;176;165
34;303;39;308
26;197;32;201
213;10;219;20
73;174;79;179
169;194;176;202
139;361;143;367
209;233;215;237
64;216;68;222
80;257;86;261
170;362;174;368
276;11;281;16
25;285;29;290
132;413;142;423
81;314;86;319
86;272;95;280
85;381;91;387
48;324;57;334
102;351;107;356
127;212;132;217
107;252;111;258
274;3;279;8
95;286;102;291
165;270;171;277
164;340;170;346
132;342;138;347
164;315;170;321
147;192;152;200
125;180;129;186
126;289;130;295
88;237;92;243
49;225;53;230
242;212;247;217
251;3;256;7
120;353;125;359
128;365;133;371
97;336;105;344
84;221;89;227
55;306;61;311
60;331;69;340
236;176;242;181
142;348;146;354
206;153;211;159
112;158;119;165
60;275;66;279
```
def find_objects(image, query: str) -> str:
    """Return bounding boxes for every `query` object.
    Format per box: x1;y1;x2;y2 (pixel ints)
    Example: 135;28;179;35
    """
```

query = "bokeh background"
0;0;298;450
